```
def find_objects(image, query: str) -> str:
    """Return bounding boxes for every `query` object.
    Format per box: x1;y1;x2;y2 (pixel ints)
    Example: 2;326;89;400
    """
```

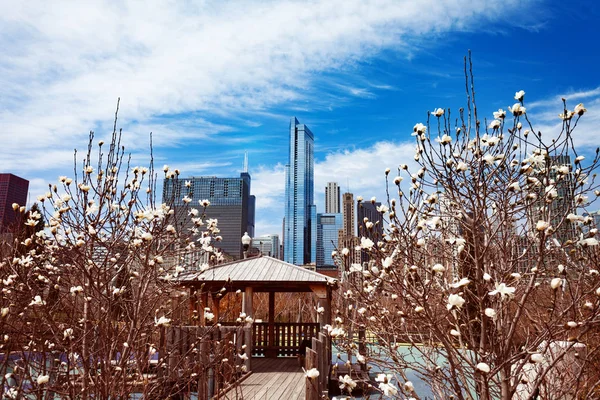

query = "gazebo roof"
175;255;337;292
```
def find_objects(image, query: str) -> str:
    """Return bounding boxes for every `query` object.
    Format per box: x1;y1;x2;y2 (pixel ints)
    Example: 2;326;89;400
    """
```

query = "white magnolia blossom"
304;368;319;379
154;316;171;327
339;374;357;392
484;308;496;318
488;283;516;299
438;134;452;145
477;362;491;374
432;264;445;273
360;237;374;249
447;294;466;310
450;277;470;288
433;108;445;117
514;90;525;101
550;278;563;290
37;375;50;385
535;220;550;231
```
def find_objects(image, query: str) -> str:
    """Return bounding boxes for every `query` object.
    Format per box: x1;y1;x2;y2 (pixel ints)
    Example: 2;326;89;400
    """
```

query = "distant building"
530;155;577;244
582;211;600;235
252;234;280;259
284;117;316;265
0;174;29;233
357;201;383;263
325;182;340;214
316;213;343;268
341;192;355;238
162;173;255;260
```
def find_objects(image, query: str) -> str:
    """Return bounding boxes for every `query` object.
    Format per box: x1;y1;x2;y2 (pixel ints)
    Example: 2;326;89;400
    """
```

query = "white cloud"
1;0;531;184
526;87;600;149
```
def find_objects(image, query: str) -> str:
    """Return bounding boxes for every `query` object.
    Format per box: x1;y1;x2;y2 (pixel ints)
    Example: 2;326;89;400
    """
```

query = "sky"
2;0;600;237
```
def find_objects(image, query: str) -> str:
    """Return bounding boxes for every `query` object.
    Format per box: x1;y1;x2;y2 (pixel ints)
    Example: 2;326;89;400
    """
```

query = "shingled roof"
175;255;337;292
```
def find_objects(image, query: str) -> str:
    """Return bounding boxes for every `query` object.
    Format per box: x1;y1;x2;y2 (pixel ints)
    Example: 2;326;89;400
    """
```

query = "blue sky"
1;0;599;236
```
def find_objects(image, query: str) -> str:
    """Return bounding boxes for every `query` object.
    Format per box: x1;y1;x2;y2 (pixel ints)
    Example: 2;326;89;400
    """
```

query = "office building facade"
325;182;340;214
357;201;383;263
0;174;29;233
341;192;355;238
284;117;316;265
163;172;255;259
316;213;343;268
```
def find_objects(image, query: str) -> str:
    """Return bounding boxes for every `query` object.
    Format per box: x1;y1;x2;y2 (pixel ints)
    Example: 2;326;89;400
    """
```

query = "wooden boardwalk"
221;358;306;400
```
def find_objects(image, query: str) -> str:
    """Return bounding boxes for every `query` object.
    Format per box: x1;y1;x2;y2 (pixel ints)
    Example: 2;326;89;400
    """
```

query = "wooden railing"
304;332;331;400
252;322;320;357
159;325;251;399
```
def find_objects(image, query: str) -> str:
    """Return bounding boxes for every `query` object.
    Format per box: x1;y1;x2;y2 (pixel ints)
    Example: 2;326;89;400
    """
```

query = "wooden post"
199;291;208;326
243;286;253;371
211;293;221;324
312;337;324;394
319;332;330;396
189;287;197;325
267;291;276;358
305;348;319;400
324;286;332;326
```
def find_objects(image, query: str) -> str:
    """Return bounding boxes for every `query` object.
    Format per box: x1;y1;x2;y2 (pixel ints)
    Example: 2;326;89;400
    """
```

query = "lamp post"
242;232;252;259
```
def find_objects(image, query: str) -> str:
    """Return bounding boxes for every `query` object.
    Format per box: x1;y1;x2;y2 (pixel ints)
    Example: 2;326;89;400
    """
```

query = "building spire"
243;151;249;173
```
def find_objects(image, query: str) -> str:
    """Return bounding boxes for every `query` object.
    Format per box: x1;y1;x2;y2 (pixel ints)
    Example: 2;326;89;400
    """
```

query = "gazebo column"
199;291;208;326
188;287;198;325
211;293;221;324
312;285;331;328
266;292;276;358
242;287;253;371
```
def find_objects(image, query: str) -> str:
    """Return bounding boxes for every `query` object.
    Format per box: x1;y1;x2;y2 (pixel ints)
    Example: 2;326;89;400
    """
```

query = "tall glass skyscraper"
284;117;316;265
316;213;343;268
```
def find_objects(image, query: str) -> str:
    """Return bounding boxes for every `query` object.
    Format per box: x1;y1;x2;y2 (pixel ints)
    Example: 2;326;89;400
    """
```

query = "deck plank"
222;357;305;399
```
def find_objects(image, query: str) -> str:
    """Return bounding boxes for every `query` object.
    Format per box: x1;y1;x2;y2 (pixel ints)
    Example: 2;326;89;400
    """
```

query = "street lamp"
242;232;252;259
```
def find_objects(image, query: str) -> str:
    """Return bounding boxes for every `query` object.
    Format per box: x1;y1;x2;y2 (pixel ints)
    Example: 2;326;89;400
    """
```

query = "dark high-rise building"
284;117;316;265
163;173;255;259
325;182;340;214
357;201;383;263
0;174;29;233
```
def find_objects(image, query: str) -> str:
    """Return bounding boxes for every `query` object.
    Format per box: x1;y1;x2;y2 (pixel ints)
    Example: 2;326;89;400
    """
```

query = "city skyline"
1;2;599;238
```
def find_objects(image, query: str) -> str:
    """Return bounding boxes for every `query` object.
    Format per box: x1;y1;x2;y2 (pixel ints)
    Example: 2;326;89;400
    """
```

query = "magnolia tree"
335;57;600;399
0;108;228;399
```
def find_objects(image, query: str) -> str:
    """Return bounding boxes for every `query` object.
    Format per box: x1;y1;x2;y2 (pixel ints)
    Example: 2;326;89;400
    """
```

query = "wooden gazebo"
175;255;337;364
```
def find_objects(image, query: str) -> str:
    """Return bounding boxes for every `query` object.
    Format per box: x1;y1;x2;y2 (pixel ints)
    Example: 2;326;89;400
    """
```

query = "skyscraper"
341;192;355;238
357;201;383;263
163;172;255;259
284;117;316;265
325;182;340;214
316;212;343;268
0;174;29;233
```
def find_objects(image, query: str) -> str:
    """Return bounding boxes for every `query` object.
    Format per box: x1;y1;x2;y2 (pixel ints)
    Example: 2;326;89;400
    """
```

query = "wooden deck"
221;358;306;400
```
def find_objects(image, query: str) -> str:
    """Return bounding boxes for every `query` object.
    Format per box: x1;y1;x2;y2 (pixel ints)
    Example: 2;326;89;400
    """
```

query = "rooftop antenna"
243;151;249;173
